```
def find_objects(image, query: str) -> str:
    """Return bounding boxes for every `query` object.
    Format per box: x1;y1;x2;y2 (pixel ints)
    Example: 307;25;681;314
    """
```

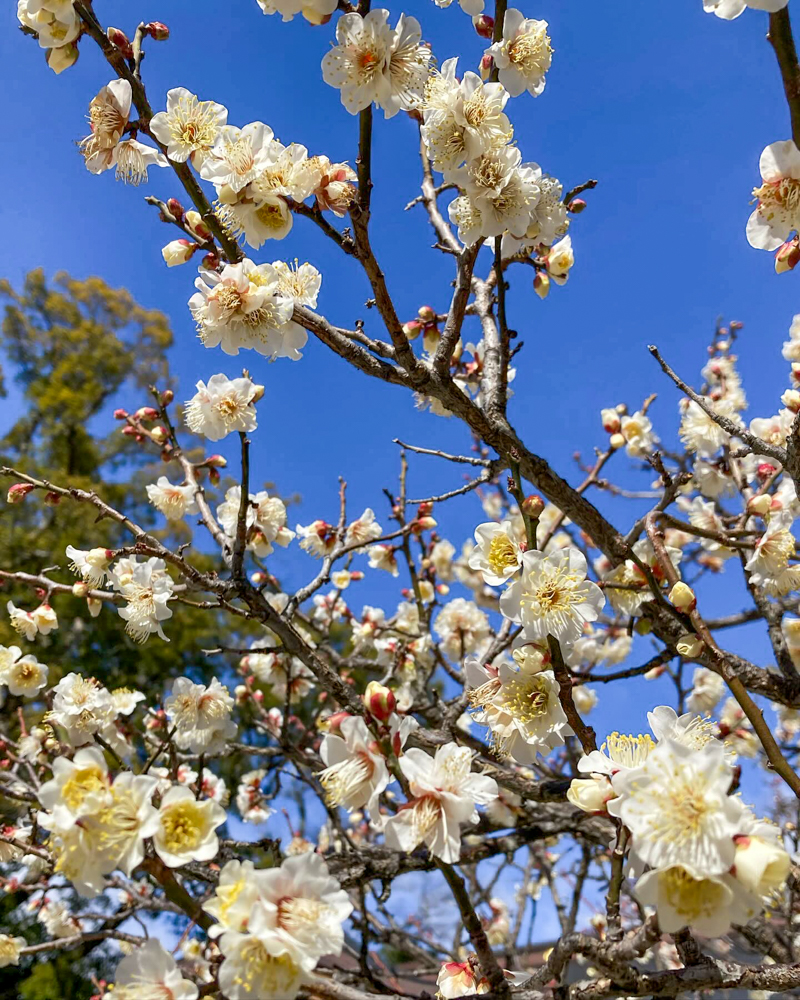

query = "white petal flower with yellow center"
635;863;759;936
1;651;47;697
113;556;174;643
488;9;552;98
49;672;116;746
112;939;199;1000
217;485;295;557
272;260;322;308
500;547;604;647
608;737;745;875
203;859;261;938
747;140;800;250
154;785;226;867
146;476;199;521
149;87;227;164
319;714;390;817
199;122;276;193
383;743;498;863
434;597;491;660
466;656;571;762
66;545;112;587
218;926;305;1000
165;676;237;755
322;9;431;118
577;731;655;777
251;852;353;971
38;746;111;830
467;520;523;587
185;373;260;441
344;507;383;547
18;0;80;48
0;935;25;968
448;146;541;240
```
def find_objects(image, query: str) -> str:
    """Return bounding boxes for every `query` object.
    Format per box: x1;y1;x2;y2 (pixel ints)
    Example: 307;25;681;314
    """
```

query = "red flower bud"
113;408;128;420
6;483;34;504
166;198;184;220
363;681;396;722
44;491;61;507
106;27;133;59
757;463;777;482
472;13;495;37
144;21;170;40
203;253;220;270
209;467;221;485
161;389;174;406
134;407;158;421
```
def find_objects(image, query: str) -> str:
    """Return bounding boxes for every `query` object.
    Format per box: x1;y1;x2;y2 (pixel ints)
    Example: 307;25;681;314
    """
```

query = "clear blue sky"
2;2;794;792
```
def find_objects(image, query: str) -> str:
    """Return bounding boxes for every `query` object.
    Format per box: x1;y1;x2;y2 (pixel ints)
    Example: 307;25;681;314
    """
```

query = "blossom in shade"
0;935;25;968
185;373;260;441
149;87;228;164
635;863;759;936
383;743;498;862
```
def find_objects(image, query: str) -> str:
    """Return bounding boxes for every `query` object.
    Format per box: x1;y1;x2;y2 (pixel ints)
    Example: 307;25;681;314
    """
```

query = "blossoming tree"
7;0;800;997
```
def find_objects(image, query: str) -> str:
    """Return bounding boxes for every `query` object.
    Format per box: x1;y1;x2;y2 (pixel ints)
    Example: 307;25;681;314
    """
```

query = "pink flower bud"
202;252;220;270
567;198;587;214
206;454;228;468
479;54;493;81
161;239;195;267
6;484;34;504
757;463;777;482
209;468;221;485
44;491;61;507
113;408;128;420
150;425;169;445
106;27;133;58
144;21;170;40
185;211;211;241
364;681;396;722
775;238;800;274
166;197;184;219
135;407;158;421
325;710;351;737
472;13;495;37
521;494;545;518
121;426;138;437
403;319;422;340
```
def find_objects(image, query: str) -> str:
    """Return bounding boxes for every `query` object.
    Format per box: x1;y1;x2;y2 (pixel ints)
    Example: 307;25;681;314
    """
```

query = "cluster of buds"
403;305;441;355
600;404;629;450
159;199;212;265
410;501;437;534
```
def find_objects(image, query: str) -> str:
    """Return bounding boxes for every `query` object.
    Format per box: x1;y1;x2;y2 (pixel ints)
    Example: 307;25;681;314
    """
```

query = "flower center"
487;535;518;576
754;176;800;217
222;136;256;177
601;733;654;769
662;867;725;922
170;96;219;151
232;941;299;995
255;201;287;230
319;753;373;807
508;26;551;75
498;674;550;724
61;767;107;814
160;801;205;854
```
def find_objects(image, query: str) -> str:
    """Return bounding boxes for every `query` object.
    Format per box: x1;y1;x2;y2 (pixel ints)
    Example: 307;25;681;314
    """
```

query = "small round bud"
363;681;396;722
144;21;170;40
782;388;800;412
567;198;587;214
668;581;696;612
206;454;228;468
323;710;351;737
72;582;90;598
161;389;174;406
150;425;169;445
608;432;626;450
106;27;133;58
185;211;211;241
479;53;493;80
202;252;220;270
134;407;158;421
166;198;185;219
251;384;266;404
162;239;195;267
747;494;772;516
472;13;495;37
43;491;61;507
775;237;800;274
6;484;34;504
757;462;777;482
403;319;422;340
521;494;545;518
417;305;436;324
121;425;138;437
250;571;267;585
601;407;621;434
113;408;128;420
676;633;704;658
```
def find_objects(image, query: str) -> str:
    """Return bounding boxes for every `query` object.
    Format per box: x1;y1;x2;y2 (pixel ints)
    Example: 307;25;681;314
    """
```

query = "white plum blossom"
49;673;116;747
257;0;338;25
500;547;604;647
447;146;541;242
488;9;552;98
0;650;47;697
18;0;80;48
165;676;237;754
111;556;174;643
236;769;274;823
154;785;226;868
383;743;498;863
319;714;392;817
345;507;383;546
467;520;523;586
705;0;788;20
199;122;276;193
113;940;199;1000
146;476;199;521
185;373;261;441
434;598;491;659
66;546;112;587
149;87;227;164
747;140;800;251
635;864;758;936
322;9;432;117
217;485;295;556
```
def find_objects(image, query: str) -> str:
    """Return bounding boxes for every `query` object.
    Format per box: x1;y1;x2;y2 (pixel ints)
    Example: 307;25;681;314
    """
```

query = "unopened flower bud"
234;684;248;704
668;581;696;611
757;462;777;482
782;388;800;412
533;272;550;299
7;484;34;504
72;582;90;598
185;210;211;240
114;408;128;420
567;198;587;214
43;491;61;507
521;494;545;518
323;710;351;737
472;13;495;37
206;454;227;468
134;407;158;421
46;41;79;74
202;252;220;270
567;776;613;814
775;238;800;274
676;633;704;658
161;389;174;406
601;407;621;433
150;425;168;445
417;305;436;324
161;449;173;462
363;681;396;722
608;432;625;450
251;384;266;404
162;239;195;267
479;53;493;81
403;319;422;340
144;21;170;40
106;27;133;58
748;494;772;516
209;467;221;485
250;571;267;585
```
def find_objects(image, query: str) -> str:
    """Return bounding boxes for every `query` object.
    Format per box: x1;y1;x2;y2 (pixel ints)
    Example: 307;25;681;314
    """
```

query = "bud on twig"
533;272;550;299
166;198;185;219
747;494;772;516
668;581;696;612
363;681;396;722
775;237;800;274
151;426;169;445
521;494;545;518
144;21;170;40
113;409;128;420
7;484;34;504
161;389;174;406
44;492;61;507
106;27;133;59
472;13;494;37
567;198;587;214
